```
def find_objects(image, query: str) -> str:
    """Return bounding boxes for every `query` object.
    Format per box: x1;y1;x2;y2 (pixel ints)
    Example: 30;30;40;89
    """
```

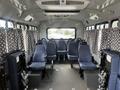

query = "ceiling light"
24;15;34;21
44;12;79;16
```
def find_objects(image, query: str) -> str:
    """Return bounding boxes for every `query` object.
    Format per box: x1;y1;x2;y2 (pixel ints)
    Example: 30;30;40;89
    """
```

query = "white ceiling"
0;0;120;26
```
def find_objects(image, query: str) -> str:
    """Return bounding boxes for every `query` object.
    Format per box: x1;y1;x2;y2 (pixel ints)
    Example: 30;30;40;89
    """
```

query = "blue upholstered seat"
57;39;67;55
108;54;120;90
57;39;67;61
67;40;78;61
29;45;46;71
41;38;47;50
46;40;57;62
78;44;96;70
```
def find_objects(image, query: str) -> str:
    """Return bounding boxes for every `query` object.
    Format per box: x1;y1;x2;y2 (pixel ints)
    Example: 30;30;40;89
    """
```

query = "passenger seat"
78;42;96;78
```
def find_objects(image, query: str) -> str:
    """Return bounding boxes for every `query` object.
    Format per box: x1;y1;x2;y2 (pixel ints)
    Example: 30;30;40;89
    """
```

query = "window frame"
46;27;76;40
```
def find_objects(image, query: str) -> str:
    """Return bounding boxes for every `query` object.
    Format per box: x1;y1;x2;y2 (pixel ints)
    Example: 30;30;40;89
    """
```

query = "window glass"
112;20;119;28
105;23;109;29
0;19;6;28
89;26;92;30
32;27;34;30
47;28;76;39
17;24;20;29
29;26;32;30
35;27;37;30
8;21;14;28
24;25;27;30
96;25;100;29
21;25;24;30
100;24;104;29
86;27;89;30
92;26;95;30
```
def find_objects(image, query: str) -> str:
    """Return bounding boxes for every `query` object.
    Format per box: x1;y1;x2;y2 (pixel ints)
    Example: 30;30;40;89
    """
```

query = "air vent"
45;10;80;13
42;1;59;5
36;0;90;11
41;1;85;5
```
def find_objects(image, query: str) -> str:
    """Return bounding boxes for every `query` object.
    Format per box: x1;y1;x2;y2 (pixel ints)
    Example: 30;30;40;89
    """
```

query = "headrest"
36;40;42;45
81;41;87;45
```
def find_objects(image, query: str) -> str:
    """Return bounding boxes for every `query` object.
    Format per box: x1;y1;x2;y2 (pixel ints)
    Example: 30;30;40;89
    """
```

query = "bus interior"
0;0;120;90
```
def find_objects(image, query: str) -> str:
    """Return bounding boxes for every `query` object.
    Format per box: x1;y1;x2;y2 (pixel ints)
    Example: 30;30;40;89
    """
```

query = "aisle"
28;64;87;90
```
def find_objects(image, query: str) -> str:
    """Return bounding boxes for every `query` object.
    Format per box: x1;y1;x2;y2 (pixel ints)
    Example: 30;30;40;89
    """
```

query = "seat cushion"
108;74;117;90
29;62;46;71
116;76;120;90
79;62;96;70
68;55;78;60
57;50;67;55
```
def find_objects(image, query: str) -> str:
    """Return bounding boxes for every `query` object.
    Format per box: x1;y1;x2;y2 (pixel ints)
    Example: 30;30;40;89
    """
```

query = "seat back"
47;40;57;56
41;38;47;50
68;40;78;56
57;39;67;51
108;54;120;90
32;45;46;62
78;44;92;62
36;39;42;45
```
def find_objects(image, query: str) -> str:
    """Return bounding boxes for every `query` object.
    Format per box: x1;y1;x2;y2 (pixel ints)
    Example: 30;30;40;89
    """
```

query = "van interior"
0;0;120;90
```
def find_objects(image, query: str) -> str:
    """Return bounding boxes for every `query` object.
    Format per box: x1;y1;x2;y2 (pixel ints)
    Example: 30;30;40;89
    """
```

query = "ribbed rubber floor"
28;64;87;90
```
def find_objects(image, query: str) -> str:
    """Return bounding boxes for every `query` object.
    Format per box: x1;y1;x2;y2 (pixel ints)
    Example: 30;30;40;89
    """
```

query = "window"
112;20;119;28
35;27;37;31
105;23;109;29
21;25;24;30
29;26;32;30
96;25;100;29
0;19;6;28
89;26;92;30
8;21;14;28
86;27;89;30
100;24;104;29
92;26;95;30
17;24;20;29
47;28;76;39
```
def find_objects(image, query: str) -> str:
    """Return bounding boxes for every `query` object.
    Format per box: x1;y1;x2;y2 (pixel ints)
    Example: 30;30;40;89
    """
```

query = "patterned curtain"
17;29;24;50
26;30;36;55
100;29;111;50
7;29;18;52
84;30;98;54
0;28;7;61
33;31;40;43
109;28;120;51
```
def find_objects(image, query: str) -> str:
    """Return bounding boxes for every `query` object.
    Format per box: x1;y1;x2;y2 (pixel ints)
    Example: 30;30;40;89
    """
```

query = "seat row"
28;38;97;78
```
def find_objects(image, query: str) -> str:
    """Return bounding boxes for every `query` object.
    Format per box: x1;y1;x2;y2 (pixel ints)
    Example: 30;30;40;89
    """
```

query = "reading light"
24;15;34;21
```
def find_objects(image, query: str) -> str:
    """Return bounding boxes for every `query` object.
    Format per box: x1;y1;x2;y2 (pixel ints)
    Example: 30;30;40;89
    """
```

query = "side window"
86;27;89;30
8;21;14;28
92;26;95;30
96;25;100;30
17;24;21;29
105;23;109;29
100;24;104;30
112;20;119;28
0;19;6;28
89;26;92;30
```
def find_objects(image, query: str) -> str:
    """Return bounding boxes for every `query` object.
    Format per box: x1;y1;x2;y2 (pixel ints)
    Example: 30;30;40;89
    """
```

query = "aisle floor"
28;64;87;90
